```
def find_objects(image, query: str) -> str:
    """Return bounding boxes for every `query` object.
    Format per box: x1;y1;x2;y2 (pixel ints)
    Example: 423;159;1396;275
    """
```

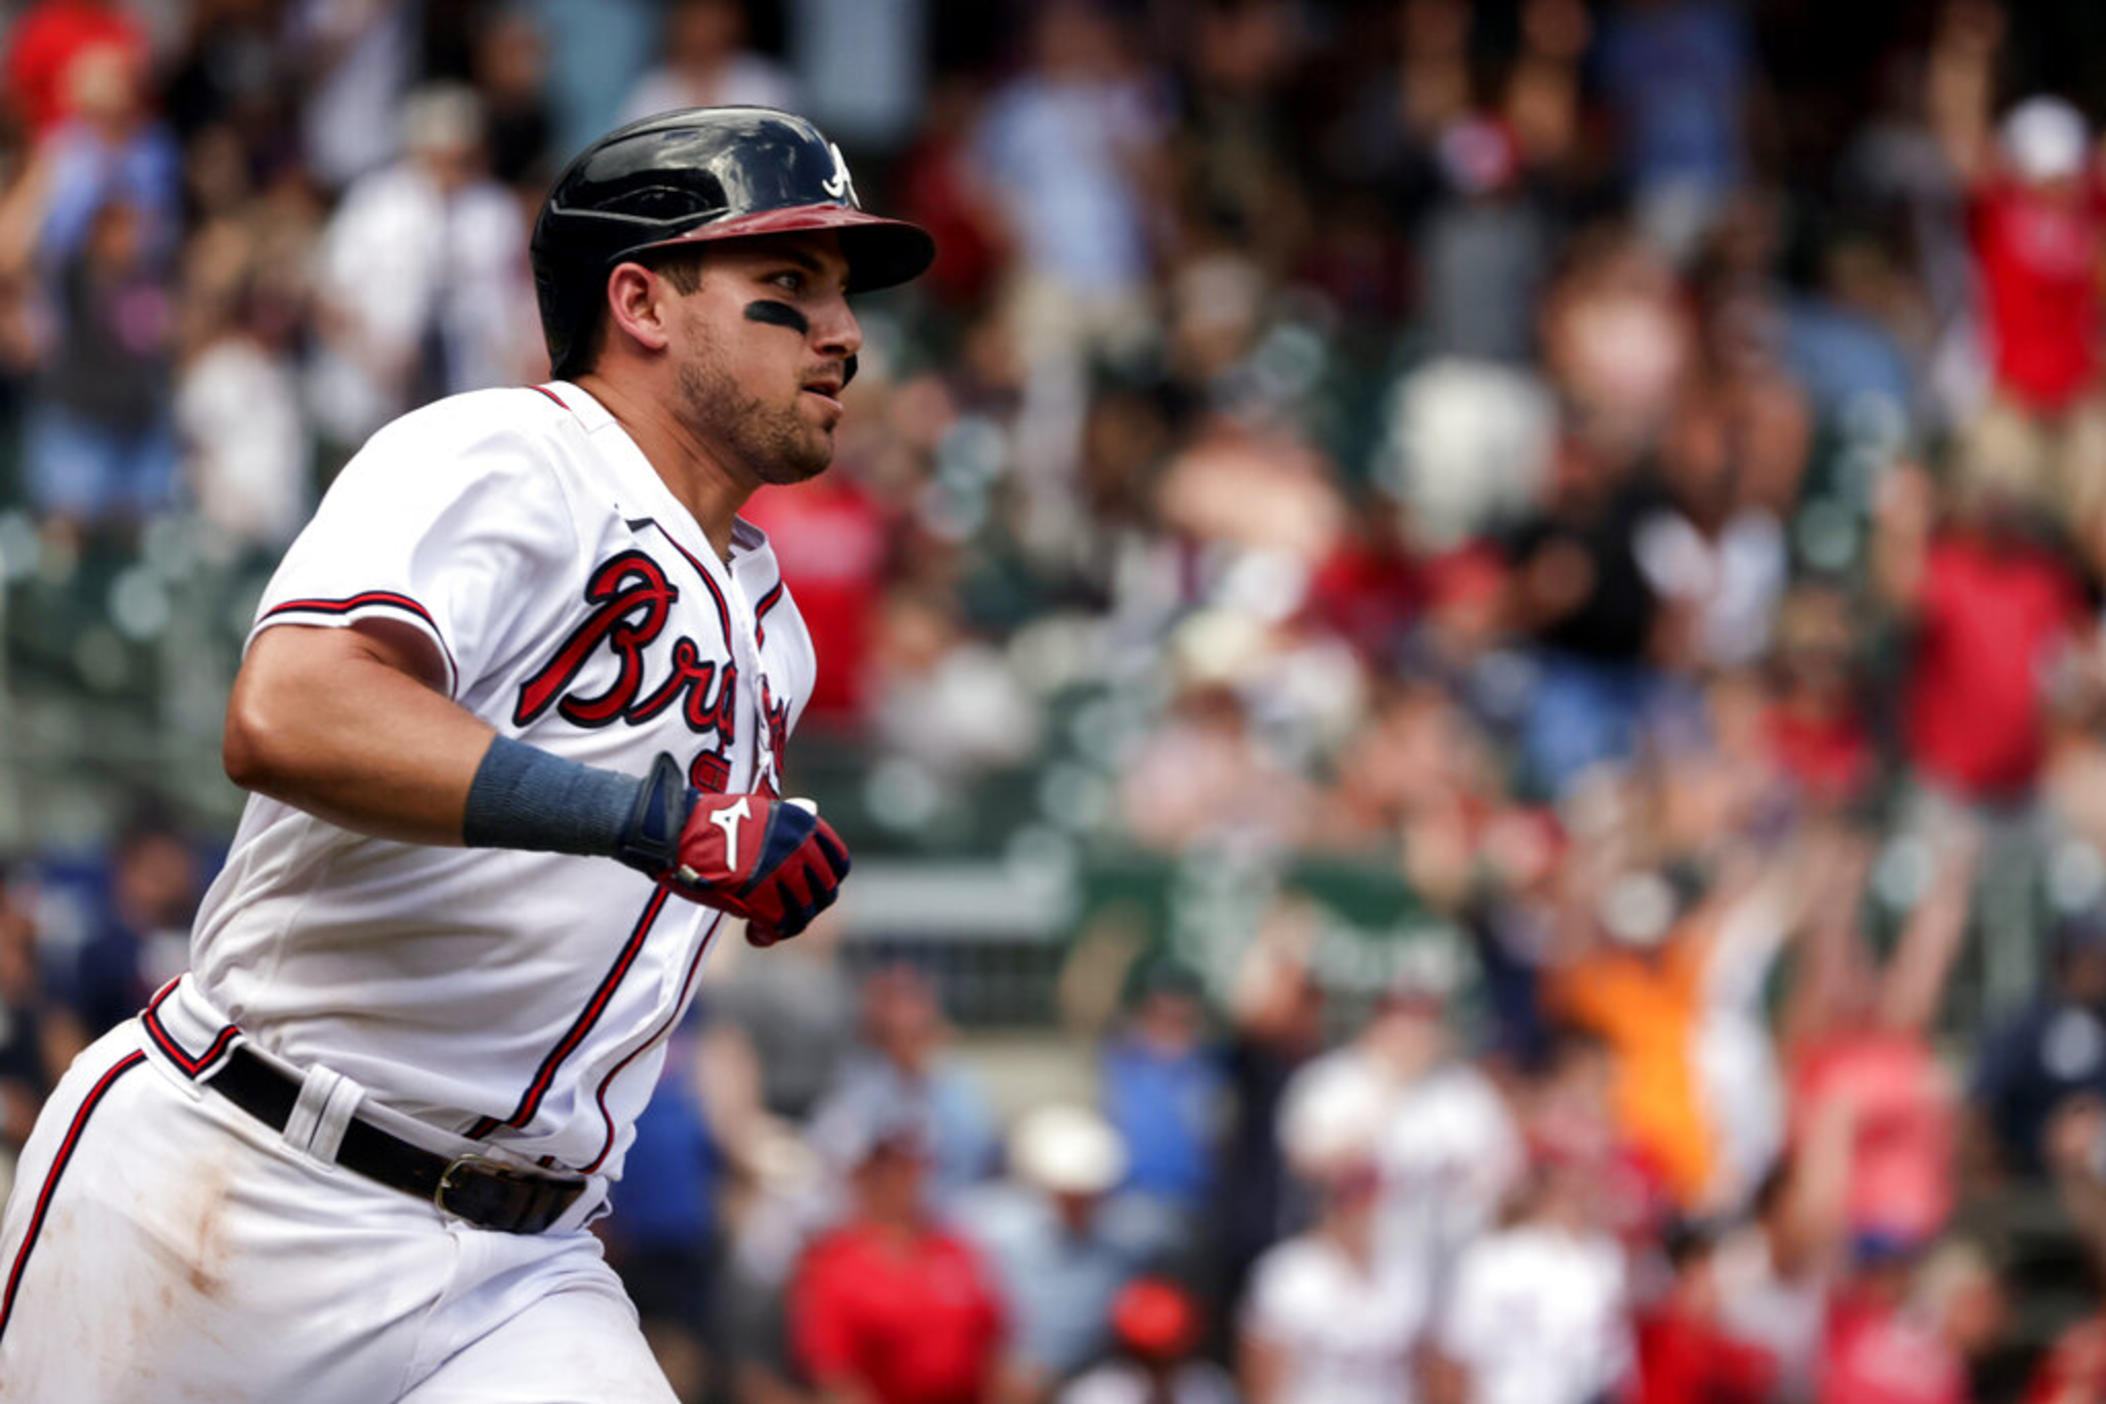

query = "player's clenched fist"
614;754;850;942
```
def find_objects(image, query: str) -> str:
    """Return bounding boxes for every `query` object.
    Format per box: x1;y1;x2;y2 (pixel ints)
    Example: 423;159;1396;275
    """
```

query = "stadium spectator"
470;7;557;189
959;1105;1154;1401
1876;461;2088;807
1504;407;1692;793
1973;910;2106;1178
619;0;799;126
1546;850;1730;1209
2024;1311;2106;1404
972;0;1165;370
1784;828;1976;1249
791;1113;1007;1404
740;462;893;730
1634;1222;1779;1404
1762;586;1877;812
1243;1065;1431;1404
47;809;198;1052
807;963;1001;1202
1098;963;1224;1217
0;870;61;1159
176;274;314;552
1934;46;2106;562
1819;1238;2004;1404
1210;914;1327;1323
307;83;537;449
2;0;146;137
1428;1135;1633;1404
285;0;416;190
1596;0;1757;259
1060;1276;1236;1404
603;1014;723;1404
19;195;177;536
1713;1122;1857;1404
1281;959;1521;1284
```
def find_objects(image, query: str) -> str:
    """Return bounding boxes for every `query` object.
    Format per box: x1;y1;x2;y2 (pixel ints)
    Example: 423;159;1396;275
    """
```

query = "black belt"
206;1045;584;1235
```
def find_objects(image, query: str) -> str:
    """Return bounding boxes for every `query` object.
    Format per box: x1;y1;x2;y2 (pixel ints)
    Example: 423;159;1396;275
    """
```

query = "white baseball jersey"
172;380;814;1179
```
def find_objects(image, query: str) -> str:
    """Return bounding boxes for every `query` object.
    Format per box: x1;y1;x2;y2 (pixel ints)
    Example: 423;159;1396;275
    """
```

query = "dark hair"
569;245;710;378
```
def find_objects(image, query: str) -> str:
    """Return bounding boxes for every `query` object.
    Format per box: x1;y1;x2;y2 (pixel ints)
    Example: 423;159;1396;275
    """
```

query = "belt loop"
283;1064;340;1155
310;1072;365;1166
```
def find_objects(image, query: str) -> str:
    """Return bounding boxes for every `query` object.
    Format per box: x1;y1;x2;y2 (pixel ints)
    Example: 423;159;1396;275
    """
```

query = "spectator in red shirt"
1933;8;2106;564
1636;1223;1778;1404
742;470;892;729
1820;1238;2003;1404
1970;97;2103;417
2027;1313;2106;1404
1783;825;1976;1250
1764;584;1875;813
2;0;144;135
790;1119;1008;1404
1875;464;2087;804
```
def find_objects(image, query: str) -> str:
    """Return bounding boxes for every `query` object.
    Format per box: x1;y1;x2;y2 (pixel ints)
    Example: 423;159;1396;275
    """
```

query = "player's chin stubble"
676;350;833;487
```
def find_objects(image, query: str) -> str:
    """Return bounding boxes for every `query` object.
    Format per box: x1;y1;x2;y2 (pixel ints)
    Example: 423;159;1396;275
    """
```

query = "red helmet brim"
626;204;935;293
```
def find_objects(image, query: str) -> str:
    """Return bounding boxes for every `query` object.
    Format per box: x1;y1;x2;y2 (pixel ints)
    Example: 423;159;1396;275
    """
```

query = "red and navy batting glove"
615;755;850;942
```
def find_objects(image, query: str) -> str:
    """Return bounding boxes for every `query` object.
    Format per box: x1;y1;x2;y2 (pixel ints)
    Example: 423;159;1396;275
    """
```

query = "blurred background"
13;0;2106;1400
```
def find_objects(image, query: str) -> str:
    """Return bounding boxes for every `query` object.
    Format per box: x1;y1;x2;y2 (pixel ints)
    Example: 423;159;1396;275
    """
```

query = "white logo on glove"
711;796;752;870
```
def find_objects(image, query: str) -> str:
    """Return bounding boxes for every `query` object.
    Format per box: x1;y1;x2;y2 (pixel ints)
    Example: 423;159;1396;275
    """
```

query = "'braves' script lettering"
516;551;777;792
516;552;678;725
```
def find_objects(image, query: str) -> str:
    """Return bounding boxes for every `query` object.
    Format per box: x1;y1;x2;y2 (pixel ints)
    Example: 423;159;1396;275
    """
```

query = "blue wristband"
462;736;643;857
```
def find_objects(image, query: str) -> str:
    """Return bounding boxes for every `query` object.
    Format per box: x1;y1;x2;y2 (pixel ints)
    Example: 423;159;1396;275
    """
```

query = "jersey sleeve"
249;414;579;699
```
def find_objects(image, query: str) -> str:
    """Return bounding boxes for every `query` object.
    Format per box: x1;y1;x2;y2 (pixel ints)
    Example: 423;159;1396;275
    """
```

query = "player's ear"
602;261;675;358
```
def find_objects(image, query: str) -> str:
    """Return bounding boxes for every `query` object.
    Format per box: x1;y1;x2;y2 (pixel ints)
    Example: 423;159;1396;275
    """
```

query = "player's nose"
810;296;862;362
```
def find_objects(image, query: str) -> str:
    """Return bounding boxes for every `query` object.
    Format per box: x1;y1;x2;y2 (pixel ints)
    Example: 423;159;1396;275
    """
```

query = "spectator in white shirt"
306;84;538;447
1278;964;1524;1290
176;282;312;552
1429;1140;1632;1404
619;0;799;125
1243;1062;1432;1404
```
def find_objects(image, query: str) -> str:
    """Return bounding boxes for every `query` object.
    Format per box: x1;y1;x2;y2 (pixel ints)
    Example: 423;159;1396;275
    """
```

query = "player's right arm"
230;414;848;938
223;617;492;846
225;620;848;938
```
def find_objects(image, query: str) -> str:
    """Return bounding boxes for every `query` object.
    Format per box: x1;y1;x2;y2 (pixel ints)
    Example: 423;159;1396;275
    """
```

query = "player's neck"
574;370;752;560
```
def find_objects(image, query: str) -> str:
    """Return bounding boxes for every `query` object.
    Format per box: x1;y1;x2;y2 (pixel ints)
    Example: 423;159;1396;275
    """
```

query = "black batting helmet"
530;107;935;378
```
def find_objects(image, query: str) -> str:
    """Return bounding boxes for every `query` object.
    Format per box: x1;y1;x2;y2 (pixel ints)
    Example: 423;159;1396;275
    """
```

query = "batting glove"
615;754;850;942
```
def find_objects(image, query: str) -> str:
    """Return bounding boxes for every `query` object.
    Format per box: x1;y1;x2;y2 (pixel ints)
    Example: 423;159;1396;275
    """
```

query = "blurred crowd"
13;0;2106;1401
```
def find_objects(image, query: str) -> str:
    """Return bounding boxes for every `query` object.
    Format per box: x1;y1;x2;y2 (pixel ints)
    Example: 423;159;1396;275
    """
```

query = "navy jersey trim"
139;980;239;1079
580;911;725;1173
753;580;785;648
469;883;673;1139
633;519;734;649
260;591;460;694
0;1050;147;1343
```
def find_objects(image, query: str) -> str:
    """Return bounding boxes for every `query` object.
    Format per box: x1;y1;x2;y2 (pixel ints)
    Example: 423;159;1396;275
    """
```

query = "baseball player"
0;107;932;1402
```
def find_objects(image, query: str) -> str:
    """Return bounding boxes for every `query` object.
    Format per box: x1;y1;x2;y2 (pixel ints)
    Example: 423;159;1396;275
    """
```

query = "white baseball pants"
0;1021;677;1402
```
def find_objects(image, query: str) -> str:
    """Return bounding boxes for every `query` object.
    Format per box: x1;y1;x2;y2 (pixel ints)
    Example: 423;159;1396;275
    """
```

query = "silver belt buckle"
433;1152;509;1216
